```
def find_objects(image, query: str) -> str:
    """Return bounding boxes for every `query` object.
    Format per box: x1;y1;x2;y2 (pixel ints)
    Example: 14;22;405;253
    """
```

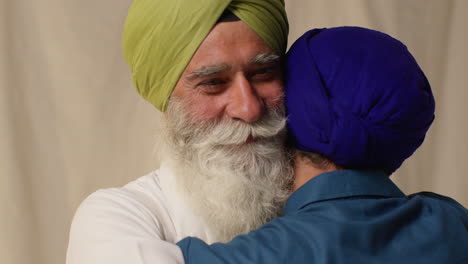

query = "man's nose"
226;75;264;123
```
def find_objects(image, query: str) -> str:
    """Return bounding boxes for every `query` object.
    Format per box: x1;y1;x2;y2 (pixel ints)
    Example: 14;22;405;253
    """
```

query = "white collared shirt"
66;163;217;264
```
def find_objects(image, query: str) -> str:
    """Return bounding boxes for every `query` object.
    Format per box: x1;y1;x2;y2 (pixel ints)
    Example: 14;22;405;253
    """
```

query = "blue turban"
286;27;435;174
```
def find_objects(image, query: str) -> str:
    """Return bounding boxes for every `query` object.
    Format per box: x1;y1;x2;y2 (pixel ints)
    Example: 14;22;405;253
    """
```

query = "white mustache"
191;108;287;148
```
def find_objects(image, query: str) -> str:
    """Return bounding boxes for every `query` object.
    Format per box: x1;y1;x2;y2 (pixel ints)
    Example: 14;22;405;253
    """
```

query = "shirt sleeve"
177;219;295;264
66;189;184;264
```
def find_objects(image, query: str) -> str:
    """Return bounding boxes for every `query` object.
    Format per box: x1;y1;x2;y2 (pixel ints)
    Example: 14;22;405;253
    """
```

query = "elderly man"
177;27;468;263
66;1;292;263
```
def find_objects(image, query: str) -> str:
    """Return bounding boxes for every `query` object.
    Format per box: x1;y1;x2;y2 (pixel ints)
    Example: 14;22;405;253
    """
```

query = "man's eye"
198;79;227;94
250;67;278;81
256;67;275;75
200;79;225;87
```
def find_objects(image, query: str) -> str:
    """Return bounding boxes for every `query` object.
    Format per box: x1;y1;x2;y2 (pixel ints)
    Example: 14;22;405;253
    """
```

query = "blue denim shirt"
177;170;468;264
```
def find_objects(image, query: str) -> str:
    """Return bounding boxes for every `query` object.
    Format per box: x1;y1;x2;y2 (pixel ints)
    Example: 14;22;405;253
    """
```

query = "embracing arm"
177;219;300;264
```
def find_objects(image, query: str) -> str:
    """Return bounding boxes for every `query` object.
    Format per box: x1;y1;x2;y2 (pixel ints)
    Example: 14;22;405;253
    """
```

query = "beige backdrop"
1;1;466;264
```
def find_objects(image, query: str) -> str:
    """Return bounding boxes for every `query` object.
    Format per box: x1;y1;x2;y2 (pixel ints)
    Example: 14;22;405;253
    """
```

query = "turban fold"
286;27;435;174
122;0;288;112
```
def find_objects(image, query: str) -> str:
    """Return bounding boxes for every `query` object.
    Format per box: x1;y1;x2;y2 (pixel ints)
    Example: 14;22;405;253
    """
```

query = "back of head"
286;27;435;174
122;0;288;112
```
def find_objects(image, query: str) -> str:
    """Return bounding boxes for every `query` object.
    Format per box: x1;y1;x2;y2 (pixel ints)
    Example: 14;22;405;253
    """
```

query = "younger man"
177;27;468;264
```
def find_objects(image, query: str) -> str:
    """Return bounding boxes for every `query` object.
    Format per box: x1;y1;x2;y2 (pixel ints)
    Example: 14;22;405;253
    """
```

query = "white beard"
160;98;293;242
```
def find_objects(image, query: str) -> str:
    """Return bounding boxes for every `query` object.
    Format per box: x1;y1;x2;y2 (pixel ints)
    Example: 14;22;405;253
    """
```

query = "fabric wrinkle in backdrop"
0;1;466;264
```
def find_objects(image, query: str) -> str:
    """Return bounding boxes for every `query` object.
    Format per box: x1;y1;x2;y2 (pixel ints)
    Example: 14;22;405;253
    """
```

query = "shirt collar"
284;169;406;215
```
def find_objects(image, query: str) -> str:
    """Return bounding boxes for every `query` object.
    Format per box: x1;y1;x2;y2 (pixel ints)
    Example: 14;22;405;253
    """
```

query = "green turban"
122;0;289;112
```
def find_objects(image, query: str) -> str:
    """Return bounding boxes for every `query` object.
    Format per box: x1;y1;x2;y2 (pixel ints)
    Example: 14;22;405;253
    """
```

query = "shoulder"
66;170;185;264
69;170;173;240
408;191;467;215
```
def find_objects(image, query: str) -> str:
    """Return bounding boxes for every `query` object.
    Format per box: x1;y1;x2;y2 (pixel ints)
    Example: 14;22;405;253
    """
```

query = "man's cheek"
186;99;225;122
265;93;285;109
258;82;284;103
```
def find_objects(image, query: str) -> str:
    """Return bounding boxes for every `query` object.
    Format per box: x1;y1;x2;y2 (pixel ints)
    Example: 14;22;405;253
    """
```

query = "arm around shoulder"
177;218;295;264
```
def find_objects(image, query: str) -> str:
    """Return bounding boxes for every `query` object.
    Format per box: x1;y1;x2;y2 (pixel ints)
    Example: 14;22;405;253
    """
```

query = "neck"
292;153;339;192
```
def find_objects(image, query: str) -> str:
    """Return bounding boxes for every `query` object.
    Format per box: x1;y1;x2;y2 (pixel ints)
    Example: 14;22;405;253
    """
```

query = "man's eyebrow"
186;64;231;79
250;53;280;65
